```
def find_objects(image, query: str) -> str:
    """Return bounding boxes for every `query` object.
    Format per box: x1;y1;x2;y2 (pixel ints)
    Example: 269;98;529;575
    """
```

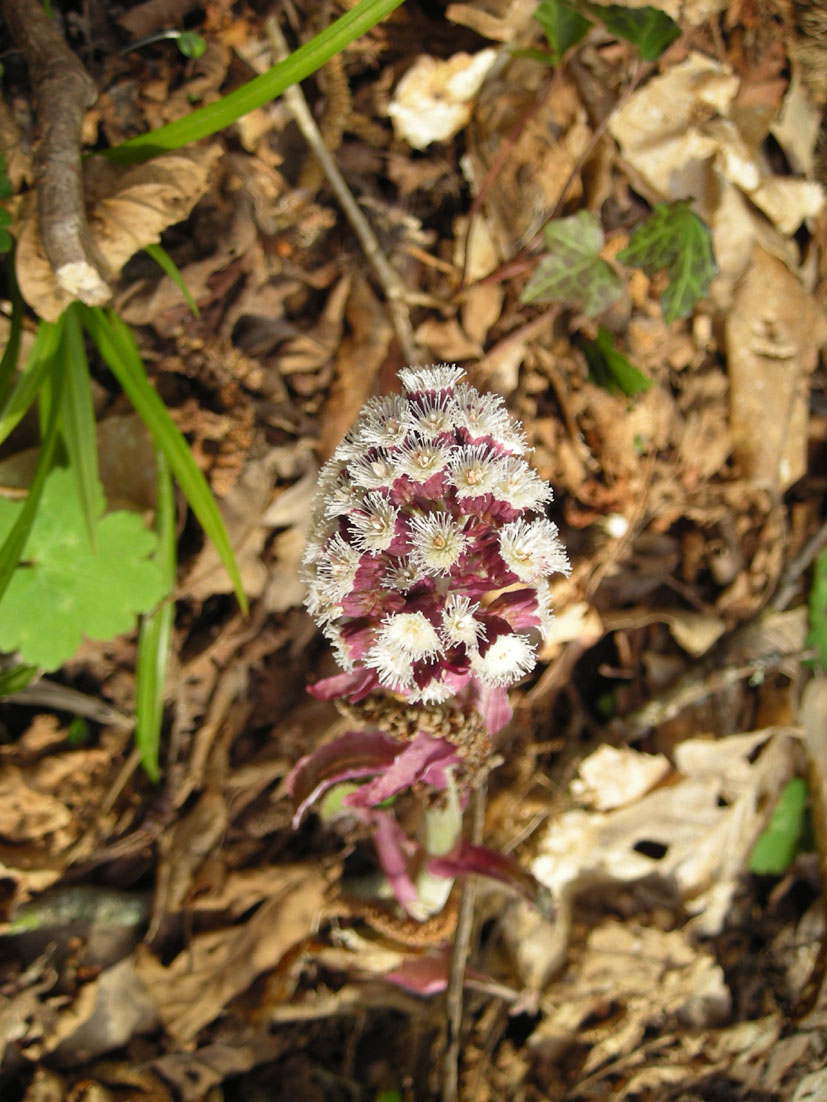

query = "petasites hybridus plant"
301;363;570;726
289;366;565;946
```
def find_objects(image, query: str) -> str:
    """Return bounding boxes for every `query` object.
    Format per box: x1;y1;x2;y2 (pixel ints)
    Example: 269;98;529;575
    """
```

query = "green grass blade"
0;348;65;602
0;317;62;448
79;306;248;612
60;304;100;547
0;258;24;408
135;449;176;782
144;243;200;318
104;0;406;164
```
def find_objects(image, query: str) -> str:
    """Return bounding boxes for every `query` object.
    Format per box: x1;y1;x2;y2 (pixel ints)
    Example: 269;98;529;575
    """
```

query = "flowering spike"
302;365;569;713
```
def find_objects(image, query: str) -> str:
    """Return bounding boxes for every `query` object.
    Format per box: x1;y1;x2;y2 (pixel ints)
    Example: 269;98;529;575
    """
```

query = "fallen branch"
0;0;110;304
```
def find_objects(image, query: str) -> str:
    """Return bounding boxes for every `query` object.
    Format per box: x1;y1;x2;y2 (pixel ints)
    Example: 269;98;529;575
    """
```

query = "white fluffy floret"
408;511;468;575
348;492;399;553
323;623;356;670
409;393;456;439
323;481;364;519
398;364;465;394
472;632;536;686
365;643;415;691
359;395;413;448
495;455;553;511
375;611;443;660
409;677;456;704
380;556;420;592
448;444;503;498
314;533;362;600
348;450;397;490
398;440;449;483
440;594;485;651
451;382;524;450
498;518;570;582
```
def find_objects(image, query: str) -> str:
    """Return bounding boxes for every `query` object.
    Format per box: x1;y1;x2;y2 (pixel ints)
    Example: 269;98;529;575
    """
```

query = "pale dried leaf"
388;50;498;150
771;67;823;176
571;745;671;811
533;729;798;936
726;246;827;490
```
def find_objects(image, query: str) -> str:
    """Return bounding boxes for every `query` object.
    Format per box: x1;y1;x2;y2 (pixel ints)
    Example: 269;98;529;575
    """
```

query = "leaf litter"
2;1;827;1099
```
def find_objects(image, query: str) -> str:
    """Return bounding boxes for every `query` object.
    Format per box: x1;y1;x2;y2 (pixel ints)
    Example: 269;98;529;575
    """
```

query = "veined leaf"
617;200;717;321
135;450;176;782
581;326;652;397
533;0;592;62
104;0;407;164
520;210;624;316
586;2;681;61
0;467;166;670
79;306;247;613
60;304;100;548
144;243;200;318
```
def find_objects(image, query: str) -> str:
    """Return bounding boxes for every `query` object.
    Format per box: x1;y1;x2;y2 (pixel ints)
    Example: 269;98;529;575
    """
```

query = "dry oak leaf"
16;146;221;321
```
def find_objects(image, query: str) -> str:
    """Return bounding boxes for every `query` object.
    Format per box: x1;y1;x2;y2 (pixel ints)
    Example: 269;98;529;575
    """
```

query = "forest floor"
2;0;827;1099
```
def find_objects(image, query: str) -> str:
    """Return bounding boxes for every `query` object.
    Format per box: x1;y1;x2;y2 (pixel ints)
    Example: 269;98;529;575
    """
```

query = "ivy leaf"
581;326;652;397
0;467;167;670
749;777;809;875
520;210;624;316
586;3;681;61
617;200;717;322
533;0;592;62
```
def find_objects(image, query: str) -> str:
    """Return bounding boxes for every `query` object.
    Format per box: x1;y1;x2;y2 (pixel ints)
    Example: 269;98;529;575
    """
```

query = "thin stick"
443;774;487;1102
265;16;422;365
771;515;827;613
0;0;110;303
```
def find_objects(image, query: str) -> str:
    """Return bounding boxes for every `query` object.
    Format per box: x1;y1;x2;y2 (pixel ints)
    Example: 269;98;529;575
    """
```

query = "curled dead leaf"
15;146;222;321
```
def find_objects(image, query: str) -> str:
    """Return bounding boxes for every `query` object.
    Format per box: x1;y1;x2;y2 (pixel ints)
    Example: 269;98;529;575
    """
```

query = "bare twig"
771;515;827;613
265;16;422;365
443;775;487;1102
0;0;110;303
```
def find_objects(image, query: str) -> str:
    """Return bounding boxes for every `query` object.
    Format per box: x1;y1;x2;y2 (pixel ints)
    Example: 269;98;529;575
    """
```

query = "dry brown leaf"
727;246;827;490
317;278;393;460
414;317;482;361
16;147;221;321
446;0;537;41
531;922;730;1076
134;863;332;1043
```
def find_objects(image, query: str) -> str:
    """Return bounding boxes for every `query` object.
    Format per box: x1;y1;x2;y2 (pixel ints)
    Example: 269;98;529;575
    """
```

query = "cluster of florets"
302;365;570;706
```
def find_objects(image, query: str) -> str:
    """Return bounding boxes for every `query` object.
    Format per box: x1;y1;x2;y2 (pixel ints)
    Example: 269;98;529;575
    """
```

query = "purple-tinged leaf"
429;840;555;918
472;679;513;736
385;951;519;1000
286;729;400;826
344;733;461;808
372;809;420;911
307;667;377;702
